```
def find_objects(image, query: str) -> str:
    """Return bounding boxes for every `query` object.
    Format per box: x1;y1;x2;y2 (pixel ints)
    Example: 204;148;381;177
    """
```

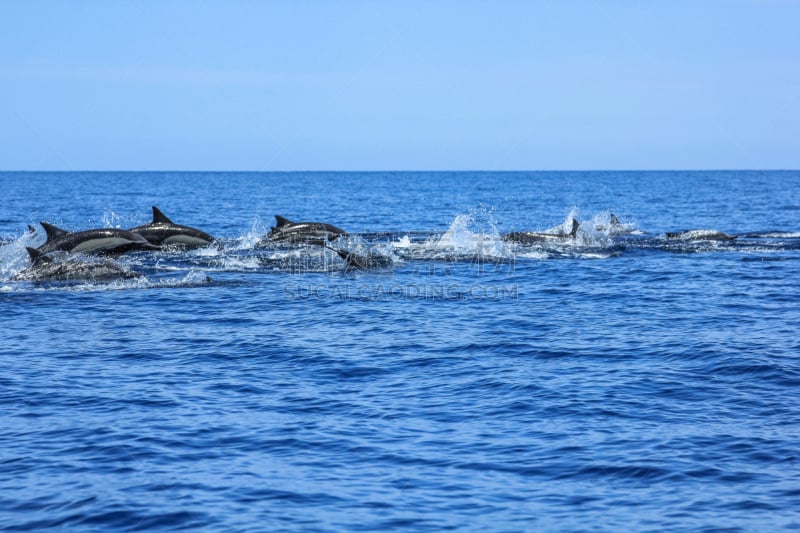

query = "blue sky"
1;0;798;170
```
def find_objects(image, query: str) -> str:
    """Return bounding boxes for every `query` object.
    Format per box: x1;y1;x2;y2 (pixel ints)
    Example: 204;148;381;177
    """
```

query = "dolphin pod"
6;208;760;281
32;206;214;256
14;205;215;281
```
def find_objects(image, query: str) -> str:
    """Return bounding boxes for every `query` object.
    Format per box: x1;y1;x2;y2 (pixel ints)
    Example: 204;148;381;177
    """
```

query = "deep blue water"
1;171;799;531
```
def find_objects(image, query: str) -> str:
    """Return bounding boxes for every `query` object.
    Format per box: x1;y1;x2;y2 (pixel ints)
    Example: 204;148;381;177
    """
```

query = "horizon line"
1;168;798;173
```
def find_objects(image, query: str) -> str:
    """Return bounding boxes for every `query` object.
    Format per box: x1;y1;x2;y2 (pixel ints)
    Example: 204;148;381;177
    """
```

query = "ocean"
1;171;799;531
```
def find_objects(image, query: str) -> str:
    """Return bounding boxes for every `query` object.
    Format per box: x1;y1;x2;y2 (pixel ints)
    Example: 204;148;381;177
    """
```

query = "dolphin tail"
151;206;175;225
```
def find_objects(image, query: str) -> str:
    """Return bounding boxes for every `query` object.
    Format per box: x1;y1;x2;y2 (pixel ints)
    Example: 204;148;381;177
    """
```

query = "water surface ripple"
1;171;799;531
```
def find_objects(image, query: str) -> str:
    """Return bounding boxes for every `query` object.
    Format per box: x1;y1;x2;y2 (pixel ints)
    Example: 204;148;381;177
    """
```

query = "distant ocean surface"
1;171;799;532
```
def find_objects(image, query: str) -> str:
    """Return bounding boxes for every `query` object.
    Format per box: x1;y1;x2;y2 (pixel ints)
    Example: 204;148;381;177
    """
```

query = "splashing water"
434;209;511;259
231;215;270;250
0;230;41;280
101;209;126;229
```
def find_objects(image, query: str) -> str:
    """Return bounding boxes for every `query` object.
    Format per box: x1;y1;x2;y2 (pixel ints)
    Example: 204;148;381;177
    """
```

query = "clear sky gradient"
1;0;798;170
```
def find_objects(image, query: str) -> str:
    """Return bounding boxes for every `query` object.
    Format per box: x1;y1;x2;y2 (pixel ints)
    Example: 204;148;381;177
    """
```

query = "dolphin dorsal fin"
26;247;50;264
152;206;174;225
40;222;69;241
274;215;293;227
610;213;620;226
569;218;580;238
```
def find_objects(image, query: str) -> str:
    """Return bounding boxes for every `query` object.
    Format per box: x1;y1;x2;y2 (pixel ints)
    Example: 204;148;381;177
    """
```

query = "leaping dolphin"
260;215;347;245
36;222;160;255
503;218;580;244
12;247;141;282
129;206;215;248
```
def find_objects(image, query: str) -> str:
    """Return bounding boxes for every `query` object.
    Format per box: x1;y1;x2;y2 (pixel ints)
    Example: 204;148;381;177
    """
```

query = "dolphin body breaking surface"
36;223;160;255
260;215;347;245
595;213;638;235
503;218;581;245
129;206;215;248
12;247;141;282
321;244;393;271
665;229;737;241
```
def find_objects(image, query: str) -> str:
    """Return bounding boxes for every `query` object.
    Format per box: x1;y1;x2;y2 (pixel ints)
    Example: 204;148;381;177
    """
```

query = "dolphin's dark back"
129;207;214;247
264;215;347;245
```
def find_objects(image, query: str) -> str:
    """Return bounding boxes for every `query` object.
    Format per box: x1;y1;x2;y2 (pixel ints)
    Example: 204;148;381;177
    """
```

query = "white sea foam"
230;216;270;250
394;235;412;248
0;230;41;280
432;210;511;259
